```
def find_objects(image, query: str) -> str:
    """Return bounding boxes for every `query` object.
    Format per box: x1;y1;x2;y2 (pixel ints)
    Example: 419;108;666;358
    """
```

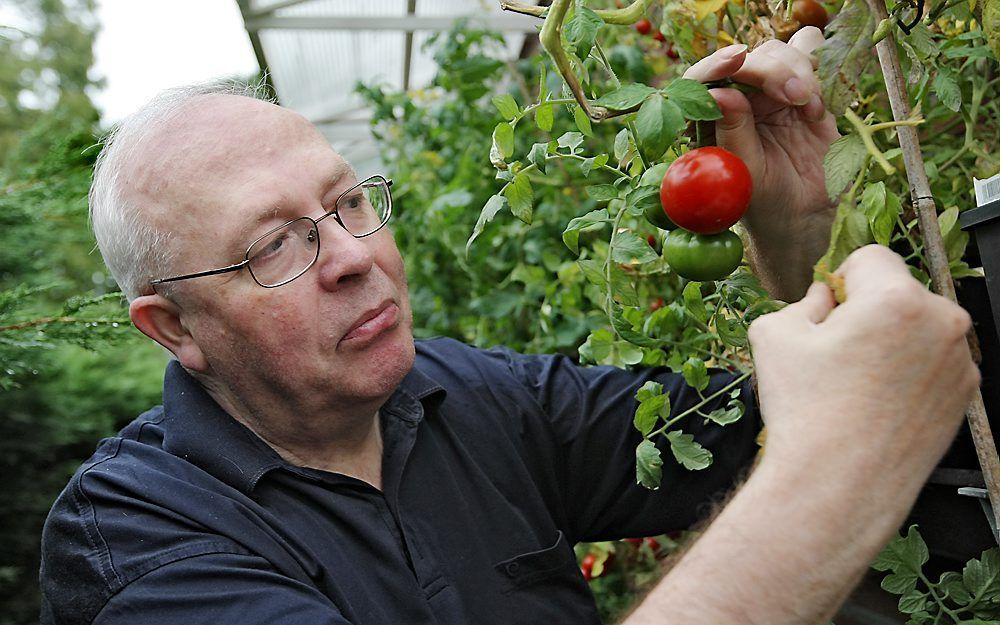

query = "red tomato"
666;45;679;60
624;537;644;546
650;297;665;312
659;147;752;234
793;0;829;30
635;18;652;35
653;30;665;42
644;537;661;552
581;554;596;581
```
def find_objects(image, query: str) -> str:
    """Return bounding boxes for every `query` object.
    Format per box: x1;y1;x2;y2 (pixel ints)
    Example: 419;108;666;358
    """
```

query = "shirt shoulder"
40;407;255;625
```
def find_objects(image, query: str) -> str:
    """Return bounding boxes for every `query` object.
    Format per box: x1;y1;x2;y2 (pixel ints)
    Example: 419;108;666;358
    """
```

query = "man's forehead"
123;94;343;210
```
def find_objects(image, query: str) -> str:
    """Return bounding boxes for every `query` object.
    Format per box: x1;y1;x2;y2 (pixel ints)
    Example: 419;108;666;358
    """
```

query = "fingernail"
719;43;747;59
783;77;811;106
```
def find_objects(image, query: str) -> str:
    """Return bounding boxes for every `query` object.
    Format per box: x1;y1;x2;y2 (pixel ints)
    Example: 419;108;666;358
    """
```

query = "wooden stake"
865;0;1000;538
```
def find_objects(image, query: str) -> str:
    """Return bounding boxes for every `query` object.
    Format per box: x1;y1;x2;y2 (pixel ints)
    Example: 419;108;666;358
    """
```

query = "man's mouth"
341;300;398;344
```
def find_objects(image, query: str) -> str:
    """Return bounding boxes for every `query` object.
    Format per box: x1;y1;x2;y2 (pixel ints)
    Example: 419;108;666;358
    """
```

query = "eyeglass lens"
245;178;390;287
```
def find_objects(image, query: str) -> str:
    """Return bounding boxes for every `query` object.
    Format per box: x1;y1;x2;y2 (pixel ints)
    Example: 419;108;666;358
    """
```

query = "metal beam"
244;14;541;32
402;0;417;91
235;0;278;103
245;0;311;18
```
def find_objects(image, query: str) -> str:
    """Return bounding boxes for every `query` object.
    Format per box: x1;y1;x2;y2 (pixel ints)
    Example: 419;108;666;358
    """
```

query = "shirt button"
505;562;520;577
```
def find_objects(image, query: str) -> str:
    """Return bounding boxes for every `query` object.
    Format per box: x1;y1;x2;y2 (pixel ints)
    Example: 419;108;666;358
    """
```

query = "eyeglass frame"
149;175;393;290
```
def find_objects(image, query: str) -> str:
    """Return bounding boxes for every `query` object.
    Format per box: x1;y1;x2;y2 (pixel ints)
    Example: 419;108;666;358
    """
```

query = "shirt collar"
159;359;447;496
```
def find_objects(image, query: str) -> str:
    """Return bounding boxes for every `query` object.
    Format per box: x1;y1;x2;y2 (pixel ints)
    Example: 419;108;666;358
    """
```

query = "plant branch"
500;0;653;25
865;0;1000;541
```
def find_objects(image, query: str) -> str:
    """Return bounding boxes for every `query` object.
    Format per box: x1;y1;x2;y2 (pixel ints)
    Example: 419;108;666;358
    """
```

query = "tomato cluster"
643;147;752;282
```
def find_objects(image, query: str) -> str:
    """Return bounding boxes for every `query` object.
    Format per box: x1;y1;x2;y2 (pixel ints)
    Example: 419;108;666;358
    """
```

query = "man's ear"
130;294;209;373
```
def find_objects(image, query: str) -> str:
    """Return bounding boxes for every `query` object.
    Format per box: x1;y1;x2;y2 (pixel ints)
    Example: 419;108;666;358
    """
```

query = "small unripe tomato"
635;18;652;35
793;0;829;30
664;229;744;282
659;146;752;235
643;197;677;231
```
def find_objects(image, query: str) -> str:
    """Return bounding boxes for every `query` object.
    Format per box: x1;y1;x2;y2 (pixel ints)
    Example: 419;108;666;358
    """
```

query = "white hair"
90;77;275;302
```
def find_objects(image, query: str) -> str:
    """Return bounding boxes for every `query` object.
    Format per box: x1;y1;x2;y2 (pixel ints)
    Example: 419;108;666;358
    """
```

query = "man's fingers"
683;43;748;83
788;26;826;60
835;245;915;299
731;44;820;106
708;88;766;177
791;281;837;324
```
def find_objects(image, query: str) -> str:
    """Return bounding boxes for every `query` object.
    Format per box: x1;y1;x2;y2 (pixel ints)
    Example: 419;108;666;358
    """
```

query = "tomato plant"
367;0;1000;620
659;147;752;234
663;229;744;281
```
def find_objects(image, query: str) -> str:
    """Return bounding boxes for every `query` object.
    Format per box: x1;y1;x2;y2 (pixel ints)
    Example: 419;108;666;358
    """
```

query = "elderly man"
41;30;978;625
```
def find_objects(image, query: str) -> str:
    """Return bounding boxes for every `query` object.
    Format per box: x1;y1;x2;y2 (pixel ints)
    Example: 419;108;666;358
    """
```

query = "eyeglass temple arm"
150;260;250;285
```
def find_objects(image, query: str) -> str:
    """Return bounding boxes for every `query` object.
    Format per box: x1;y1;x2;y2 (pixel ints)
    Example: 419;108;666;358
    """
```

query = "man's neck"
198;374;386;490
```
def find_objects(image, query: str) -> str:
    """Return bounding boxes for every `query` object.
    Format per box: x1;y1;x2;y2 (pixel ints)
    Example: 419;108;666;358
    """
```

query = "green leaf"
504;172;533;224
824;133;868;202
881;572;919;595
612;304;662;348
493;122;514;159
665;431;713;470
587;184;621;202
614;128;631;161
612;230;659;264
578;258;607;287
634;385;668;436
610;264;640;306
898;589;928;614
662;78;722;121
528;142;548;174
816;0;876;115
939;571;973;604
557;131;585;153
574;106;594;136
716;316;748;348
705;399;744;425
963;549;1000;605
635;95;686;160
933;66;962;112
682;357;710;392
860;182;900;247
639;162;670;186
637;381;664;403
815;195;874;275
581;328;615;362
872;526;929;575
682;282;708;323
564;6;603;61
593;83;658;110
562;208;610;255
465;194;507;255
492;94;519;120
535;102;554;132
625;185;662;218
636;439;664;489
579;153;608;177
939;206;970;263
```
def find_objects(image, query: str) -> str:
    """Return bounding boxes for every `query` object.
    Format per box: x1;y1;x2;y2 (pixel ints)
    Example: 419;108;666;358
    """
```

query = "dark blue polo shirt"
40;337;760;625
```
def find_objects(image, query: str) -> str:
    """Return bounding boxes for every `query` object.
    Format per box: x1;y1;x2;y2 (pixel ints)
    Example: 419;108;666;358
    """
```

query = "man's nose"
312;216;376;289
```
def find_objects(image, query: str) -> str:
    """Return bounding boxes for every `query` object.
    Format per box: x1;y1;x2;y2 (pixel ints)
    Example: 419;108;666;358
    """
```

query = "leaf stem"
606;205;628;335
844;109;899;175
649;372;751;437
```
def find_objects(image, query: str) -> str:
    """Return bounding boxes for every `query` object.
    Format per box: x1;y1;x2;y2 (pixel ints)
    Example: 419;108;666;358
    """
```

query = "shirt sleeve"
89;552;352;625
499;348;762;545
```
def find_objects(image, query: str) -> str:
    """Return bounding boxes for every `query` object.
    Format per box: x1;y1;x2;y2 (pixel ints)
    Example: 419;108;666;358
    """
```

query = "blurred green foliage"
0;3;165;624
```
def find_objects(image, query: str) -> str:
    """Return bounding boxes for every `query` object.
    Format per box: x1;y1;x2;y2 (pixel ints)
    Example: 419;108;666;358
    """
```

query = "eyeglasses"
150;175;393;290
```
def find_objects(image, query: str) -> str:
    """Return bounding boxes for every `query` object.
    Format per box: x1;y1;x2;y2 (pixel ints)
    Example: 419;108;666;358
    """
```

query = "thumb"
784;281;836;325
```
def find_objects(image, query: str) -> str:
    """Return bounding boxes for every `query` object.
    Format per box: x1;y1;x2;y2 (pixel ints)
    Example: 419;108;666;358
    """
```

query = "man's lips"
341;300;398;343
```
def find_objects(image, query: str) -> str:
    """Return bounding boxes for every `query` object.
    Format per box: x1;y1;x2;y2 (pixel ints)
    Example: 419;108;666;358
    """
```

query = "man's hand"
751;245;979;491
684;28;841;301
625;246;979;625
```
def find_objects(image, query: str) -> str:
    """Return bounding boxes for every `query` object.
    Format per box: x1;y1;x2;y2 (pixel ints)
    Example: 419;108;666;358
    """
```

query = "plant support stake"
865;0;1000;539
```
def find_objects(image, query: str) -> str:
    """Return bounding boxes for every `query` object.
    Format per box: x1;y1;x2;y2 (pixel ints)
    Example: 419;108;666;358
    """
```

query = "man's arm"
684;29;842;302
624;246;979;624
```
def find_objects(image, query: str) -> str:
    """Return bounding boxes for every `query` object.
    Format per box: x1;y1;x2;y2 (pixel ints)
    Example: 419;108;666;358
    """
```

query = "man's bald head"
90;80;277;302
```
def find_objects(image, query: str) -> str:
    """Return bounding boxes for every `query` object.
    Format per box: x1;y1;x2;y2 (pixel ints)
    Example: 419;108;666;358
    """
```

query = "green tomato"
643;198;677;230
664;229;743;281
